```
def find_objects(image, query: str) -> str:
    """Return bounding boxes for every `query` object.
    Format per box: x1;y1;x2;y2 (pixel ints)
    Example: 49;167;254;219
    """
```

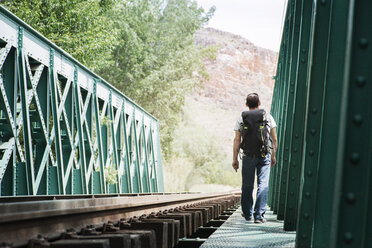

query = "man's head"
246;93;260;109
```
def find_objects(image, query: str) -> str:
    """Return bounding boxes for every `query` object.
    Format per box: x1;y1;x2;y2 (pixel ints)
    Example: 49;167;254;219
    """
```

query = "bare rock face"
194;28;278;112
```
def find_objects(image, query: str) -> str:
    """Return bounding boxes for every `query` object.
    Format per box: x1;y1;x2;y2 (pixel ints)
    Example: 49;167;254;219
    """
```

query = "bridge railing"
269;0;372;247
0;6;164;196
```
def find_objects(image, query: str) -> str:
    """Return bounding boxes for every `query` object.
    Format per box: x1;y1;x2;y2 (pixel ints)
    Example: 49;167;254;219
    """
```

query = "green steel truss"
269;0;372;247
0;6;164;196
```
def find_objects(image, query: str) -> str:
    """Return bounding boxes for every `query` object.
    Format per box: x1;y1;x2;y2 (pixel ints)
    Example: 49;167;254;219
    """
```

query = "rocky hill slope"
194;28;278;111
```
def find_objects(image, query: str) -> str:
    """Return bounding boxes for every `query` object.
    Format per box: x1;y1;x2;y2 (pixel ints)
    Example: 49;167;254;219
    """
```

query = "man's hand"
232;131;241;172
232;159;239;172
270;127;278;167
271;154;276;167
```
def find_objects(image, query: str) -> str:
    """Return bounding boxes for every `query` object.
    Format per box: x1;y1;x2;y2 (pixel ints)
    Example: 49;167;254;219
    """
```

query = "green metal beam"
283;0;313;231
277;0;297;220
280;0;303;225
330;1;372;247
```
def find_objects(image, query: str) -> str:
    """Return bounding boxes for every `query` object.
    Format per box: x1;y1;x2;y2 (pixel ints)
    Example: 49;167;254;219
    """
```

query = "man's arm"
270;127;278;166
232;131;241;172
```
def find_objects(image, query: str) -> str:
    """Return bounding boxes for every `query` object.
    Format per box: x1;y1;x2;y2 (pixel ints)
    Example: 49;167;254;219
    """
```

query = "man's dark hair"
246;93;260;108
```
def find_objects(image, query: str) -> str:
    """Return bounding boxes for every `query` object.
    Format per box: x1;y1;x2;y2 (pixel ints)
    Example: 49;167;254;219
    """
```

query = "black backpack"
240;109;270;158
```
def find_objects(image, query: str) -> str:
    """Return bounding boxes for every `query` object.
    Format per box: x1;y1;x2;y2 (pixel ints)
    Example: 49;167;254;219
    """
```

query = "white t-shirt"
233;111;277;133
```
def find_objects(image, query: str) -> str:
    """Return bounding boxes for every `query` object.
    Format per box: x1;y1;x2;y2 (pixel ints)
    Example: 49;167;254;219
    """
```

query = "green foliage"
164;98;241;191
163;156;194;192
104;164;118;184
99;111;113;127
165;126;241;190
182;133;225;184
1;0;117;71
98;0;216;158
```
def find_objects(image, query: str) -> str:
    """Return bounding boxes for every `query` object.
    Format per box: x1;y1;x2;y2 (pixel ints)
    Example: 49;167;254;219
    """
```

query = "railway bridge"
1;0;372;247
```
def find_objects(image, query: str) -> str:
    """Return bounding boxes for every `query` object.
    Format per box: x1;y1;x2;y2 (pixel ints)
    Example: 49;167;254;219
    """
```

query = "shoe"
254;218;266;223
241;213;252;221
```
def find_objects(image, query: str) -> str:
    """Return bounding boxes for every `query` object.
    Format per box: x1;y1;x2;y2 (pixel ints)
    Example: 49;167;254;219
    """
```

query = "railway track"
0;191;241;248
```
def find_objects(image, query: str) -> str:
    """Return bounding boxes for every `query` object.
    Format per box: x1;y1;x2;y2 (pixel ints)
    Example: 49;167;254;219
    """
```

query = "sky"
196;0;287;51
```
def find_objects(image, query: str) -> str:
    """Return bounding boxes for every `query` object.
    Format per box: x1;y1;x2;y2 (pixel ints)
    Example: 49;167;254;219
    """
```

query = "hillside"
194;27;278;111
163;28;278;192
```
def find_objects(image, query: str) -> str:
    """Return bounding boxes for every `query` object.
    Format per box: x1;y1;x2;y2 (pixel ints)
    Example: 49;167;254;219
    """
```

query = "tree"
99;0;215;158
1;0;117;71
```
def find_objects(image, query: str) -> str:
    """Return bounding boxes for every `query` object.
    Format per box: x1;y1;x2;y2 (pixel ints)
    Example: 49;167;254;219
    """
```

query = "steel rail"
0;191;240;246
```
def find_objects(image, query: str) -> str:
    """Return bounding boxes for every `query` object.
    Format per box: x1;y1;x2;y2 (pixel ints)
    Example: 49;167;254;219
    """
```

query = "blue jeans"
241;154;271;220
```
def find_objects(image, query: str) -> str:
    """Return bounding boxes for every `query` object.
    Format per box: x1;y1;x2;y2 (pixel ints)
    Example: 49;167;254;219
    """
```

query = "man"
232;93;278;223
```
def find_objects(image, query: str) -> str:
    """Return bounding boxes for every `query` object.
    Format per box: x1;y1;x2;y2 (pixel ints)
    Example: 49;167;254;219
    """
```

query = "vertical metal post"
277;0;296;220
18;27;35;195
284;0;313;231
108;90;119;193
132;109;142;193
49;49;64;194
294;0;331;244
271;46;286;213
268;72;279;207
122;101;132;192
13;45;18;196
270;60;283;213
280;0;303;227
331;0;372;247
149;125;158;192
154;121;164;192
93;80;105;193
141;116;151;192
73;66;88;194
45;63;51;195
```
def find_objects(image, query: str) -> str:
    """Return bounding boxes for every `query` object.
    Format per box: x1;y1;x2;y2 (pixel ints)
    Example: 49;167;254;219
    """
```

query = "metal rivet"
301;58;306;63
350;153;360;165
283;169;287;172
301;49;306;53
294;148;298;153
309;150;314;156
359;38;368;49
295;134;299;138
290;192;294;196
312;108;317;114
346;193;356;204
290;89;294;93
344;232;353;244
283;180;287;184
356;76;366;87
305;192;311;198
302;234;307;240
320;0;326;5
303;213;309;219
311;129;316;135
307;170;312;177
284;158;288;161
353;115;363;126
285;147;289;151
291;176;295;181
